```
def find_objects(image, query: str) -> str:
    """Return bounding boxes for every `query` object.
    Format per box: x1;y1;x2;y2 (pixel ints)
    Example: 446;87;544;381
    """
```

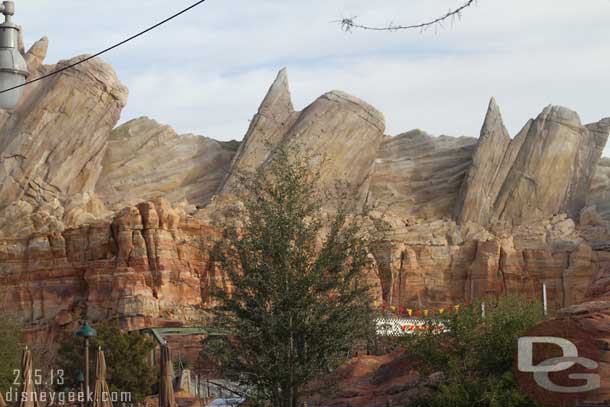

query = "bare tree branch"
337;0;476;33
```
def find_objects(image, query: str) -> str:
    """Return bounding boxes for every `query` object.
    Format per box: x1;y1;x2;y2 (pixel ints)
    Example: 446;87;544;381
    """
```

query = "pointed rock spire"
455;97;512;224
218;68;299;194
258;67;294;118
480;97;510;143
25;37;49;73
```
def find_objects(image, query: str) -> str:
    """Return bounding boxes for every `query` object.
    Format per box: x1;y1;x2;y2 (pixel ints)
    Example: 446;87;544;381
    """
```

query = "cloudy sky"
15;0;610;154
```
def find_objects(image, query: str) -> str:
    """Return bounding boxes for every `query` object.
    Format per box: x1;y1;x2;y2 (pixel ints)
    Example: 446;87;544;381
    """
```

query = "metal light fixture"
75;321;97;338
76;370;85;384
0;1;28;109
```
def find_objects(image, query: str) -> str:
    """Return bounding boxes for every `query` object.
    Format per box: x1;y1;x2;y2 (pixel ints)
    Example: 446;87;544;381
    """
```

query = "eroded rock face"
0;199;226;330
219;68;298;192
0;44;609;342
455;98;520;225
494;109;609;223
0;37;128;238
457;101;610;225
96;117;238;211
367;130;476;219
218;69;386;209
368;212;610;311
587;157;610;223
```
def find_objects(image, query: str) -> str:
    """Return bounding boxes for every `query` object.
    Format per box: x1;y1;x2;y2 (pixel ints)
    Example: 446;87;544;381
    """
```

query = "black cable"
0;0;208;95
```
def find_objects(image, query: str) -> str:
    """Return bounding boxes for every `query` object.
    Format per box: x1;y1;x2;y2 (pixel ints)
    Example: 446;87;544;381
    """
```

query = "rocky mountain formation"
1;37;610;335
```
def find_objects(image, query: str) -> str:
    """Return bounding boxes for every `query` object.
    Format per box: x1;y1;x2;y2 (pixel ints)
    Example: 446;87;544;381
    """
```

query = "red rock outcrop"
0;199;228;331
311;349;437;406
0;41;609;339
368;213;610;312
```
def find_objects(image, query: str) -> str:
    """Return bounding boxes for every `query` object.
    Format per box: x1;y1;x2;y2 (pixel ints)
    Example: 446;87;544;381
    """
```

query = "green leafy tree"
57;321;156;401
405;295;545;407
0;317;22;395
209;148;376;407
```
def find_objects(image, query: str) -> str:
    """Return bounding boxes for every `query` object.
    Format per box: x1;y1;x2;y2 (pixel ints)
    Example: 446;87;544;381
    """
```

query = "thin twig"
336;0;476;32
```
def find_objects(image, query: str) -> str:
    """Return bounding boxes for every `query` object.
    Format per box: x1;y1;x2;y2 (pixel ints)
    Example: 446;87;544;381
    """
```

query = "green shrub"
404;295;545;407
57;321;156;401
0;317;21;394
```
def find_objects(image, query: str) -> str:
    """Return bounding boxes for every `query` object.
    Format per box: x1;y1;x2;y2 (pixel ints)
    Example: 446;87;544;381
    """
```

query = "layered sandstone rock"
96;117;238;211
454;98;523;225
369;211;610;311
367;130;476;219
218;69;385;209
1;37;610;343
457;102;610;225
535;303;610;404
0;37;128;238
219;68;298;192
494;109;609;223
586;157;610;222
0;199;227;330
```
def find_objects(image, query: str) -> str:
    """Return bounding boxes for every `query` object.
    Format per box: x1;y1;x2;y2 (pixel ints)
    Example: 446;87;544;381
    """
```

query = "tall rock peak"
454;97;512;224
492;105;608;223
456;100;610;225
259;67;294;116
217;68;299;193
539;104;582;126
218;70;385;207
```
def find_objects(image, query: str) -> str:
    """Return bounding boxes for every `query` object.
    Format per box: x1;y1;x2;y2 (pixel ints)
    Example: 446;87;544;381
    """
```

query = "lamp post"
0;1;28;108
75;321;97;405
76;370;85;407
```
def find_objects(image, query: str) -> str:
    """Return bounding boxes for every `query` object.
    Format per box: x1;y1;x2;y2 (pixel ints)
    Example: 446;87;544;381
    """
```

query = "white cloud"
14;0;610;153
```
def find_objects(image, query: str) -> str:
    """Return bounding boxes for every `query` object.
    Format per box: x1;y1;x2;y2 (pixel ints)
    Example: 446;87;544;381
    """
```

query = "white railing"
375;317;447;336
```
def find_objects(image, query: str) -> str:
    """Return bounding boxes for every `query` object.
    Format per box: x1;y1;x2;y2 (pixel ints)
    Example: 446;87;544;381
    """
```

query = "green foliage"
57;321;156;401
405;295;545;407
208;148;376;407
0;317;22;394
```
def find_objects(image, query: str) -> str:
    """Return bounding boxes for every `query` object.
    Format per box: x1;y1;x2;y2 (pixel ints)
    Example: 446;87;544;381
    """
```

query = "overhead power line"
0;0;208;95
